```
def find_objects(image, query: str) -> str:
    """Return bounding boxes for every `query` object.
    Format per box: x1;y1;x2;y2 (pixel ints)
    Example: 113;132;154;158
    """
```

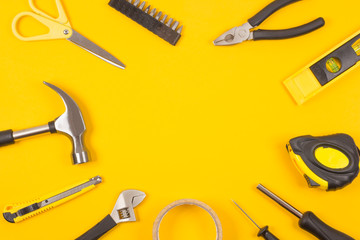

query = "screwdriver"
232;200;279;240
257;184;354;240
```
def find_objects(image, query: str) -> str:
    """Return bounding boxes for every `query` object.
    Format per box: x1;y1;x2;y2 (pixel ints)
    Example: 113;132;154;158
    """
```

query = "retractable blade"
3;176;102;223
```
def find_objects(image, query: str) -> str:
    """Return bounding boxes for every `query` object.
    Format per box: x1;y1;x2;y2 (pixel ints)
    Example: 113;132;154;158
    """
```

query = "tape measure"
286;134;360;191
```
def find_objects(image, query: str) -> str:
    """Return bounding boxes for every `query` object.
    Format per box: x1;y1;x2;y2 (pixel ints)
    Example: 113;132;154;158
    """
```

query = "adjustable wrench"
76;190;146;240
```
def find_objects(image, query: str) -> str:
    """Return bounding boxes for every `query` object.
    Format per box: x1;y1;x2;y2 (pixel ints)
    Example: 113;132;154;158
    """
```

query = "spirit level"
284;30;360;105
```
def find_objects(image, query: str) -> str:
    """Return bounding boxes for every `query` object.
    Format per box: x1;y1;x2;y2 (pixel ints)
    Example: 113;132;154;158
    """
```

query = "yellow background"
1;0;359;239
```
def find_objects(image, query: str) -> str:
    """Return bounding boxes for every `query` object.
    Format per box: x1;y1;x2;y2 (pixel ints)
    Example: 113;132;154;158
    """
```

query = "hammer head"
44;82;89;165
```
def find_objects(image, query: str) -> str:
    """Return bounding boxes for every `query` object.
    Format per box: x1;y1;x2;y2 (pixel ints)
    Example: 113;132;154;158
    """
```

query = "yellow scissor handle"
29;0;70;26
12;11;73;41
12;0;72;41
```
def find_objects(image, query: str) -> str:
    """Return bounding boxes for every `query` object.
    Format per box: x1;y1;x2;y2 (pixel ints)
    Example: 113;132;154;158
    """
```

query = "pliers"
214;0;325;46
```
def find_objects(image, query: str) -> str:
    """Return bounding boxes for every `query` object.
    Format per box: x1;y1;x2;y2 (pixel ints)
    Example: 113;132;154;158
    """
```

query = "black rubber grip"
76;215;117;240
258;226;279;240
299;212;354;240
248;0;299;27
48;121;57;134
253;17;325;40
0;130;15;146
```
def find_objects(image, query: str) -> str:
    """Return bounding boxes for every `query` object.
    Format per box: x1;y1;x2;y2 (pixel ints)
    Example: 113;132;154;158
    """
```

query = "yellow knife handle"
3;179;97;223
12;11;72;41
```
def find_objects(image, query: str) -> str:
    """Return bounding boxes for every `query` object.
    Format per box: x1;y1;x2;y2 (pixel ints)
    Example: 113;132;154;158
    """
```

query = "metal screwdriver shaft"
257;184;303;218
232;200;279;240
257;184;354;240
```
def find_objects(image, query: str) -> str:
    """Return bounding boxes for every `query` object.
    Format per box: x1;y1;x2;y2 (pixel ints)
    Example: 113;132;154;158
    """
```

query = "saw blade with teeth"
109;0;182;45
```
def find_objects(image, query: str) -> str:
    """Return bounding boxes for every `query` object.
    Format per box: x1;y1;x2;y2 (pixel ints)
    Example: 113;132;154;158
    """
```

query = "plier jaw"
213;23;253;46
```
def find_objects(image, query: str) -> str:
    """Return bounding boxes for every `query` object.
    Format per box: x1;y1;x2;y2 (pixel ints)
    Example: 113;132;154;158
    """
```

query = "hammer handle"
0;130;15;146
13;124;53;140
0;123;55;147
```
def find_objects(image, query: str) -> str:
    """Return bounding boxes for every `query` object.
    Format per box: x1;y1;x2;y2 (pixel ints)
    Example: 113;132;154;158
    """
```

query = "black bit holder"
109;0;182;45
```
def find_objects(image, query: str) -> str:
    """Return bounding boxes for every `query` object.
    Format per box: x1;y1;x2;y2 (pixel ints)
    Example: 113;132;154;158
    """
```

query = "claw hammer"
0;82;90;165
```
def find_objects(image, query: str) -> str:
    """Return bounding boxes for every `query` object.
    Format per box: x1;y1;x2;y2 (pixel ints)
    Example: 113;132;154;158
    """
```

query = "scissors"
12;0;125;69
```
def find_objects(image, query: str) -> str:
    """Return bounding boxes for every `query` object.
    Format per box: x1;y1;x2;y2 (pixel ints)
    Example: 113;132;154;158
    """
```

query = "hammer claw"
44;82;89;165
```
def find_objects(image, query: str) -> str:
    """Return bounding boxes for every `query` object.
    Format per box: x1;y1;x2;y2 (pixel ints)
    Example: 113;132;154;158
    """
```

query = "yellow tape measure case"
286;134;360;191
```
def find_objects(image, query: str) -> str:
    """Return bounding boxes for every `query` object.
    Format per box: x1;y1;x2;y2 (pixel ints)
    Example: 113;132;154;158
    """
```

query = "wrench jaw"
110;190;146;224
43;81;90;165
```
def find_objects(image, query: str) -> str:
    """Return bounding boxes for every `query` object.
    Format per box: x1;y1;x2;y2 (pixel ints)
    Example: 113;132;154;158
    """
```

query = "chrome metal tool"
257;184;354;240
76;190;146;240
0;82;90;165
109;0;183;45
214;0;324;46
233;200;279;240
3;176;102;223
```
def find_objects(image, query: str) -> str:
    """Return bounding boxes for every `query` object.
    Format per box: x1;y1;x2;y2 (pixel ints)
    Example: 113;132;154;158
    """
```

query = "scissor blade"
68;30;125;69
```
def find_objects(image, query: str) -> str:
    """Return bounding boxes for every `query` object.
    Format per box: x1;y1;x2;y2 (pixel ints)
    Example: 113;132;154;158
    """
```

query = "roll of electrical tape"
152;199;223;240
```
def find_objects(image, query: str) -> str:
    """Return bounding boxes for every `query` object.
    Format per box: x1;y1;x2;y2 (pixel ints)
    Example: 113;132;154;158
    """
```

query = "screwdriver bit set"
109;0;183;45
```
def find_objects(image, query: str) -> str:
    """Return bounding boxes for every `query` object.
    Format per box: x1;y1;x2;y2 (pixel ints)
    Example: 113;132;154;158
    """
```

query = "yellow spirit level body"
284;30;360;105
